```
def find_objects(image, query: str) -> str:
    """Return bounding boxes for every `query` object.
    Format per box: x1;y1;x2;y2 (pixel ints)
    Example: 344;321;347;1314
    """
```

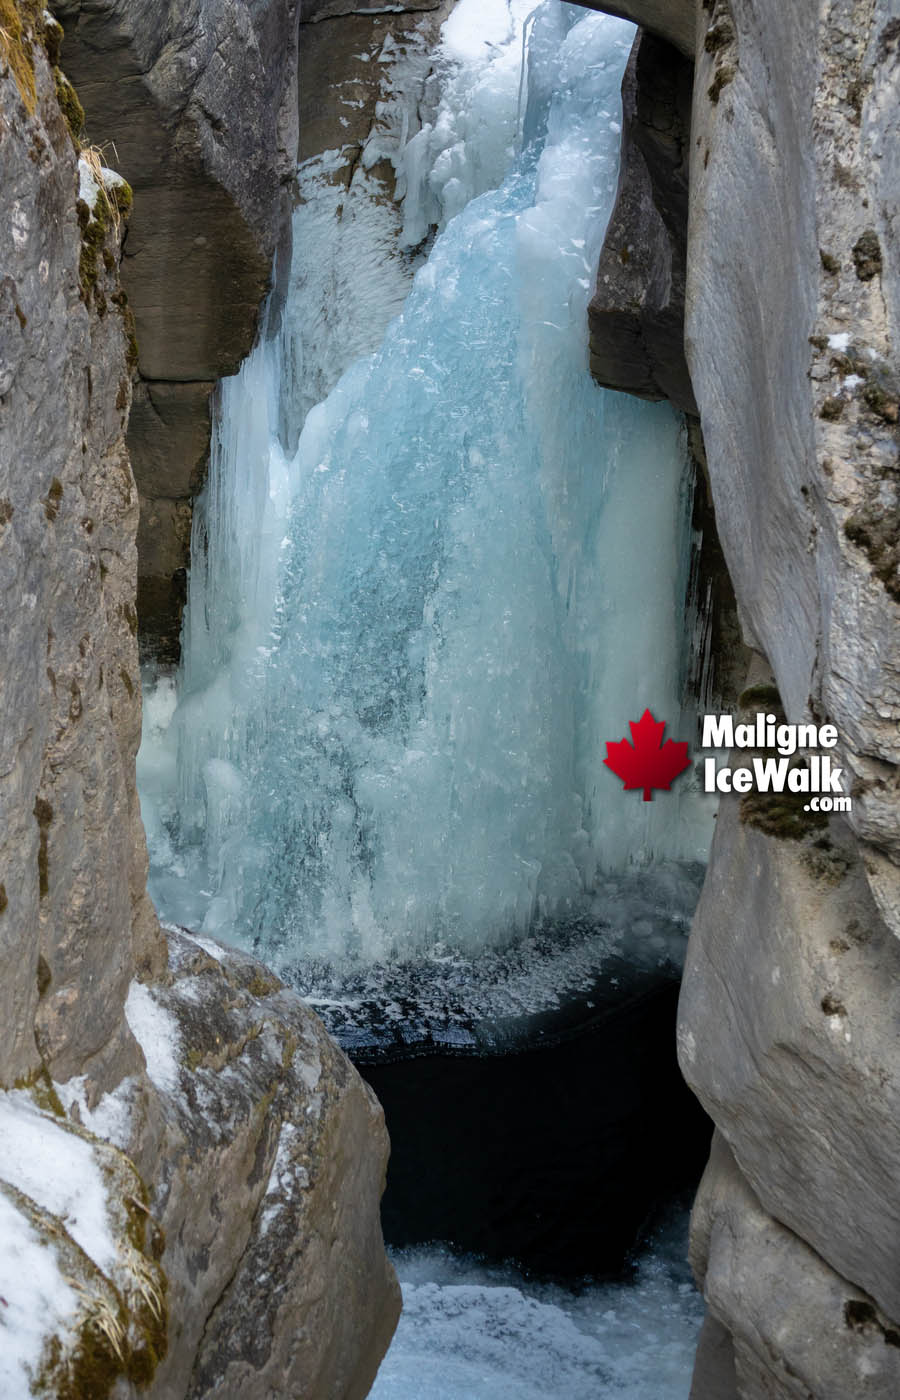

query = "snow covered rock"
0;1091;166;1399
116;928;400;1400
0;926;400;1400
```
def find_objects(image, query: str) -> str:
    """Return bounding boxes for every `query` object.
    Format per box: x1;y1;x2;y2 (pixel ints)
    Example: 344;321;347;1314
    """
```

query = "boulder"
690;1134;900;1398
0;926;400;1399
123;929;400;1400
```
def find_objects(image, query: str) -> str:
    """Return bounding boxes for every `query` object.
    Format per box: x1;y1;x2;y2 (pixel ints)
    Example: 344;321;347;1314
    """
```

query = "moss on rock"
739;789;829;840
737;682;783;713
54;66;84;144
0;0;44;116
844;503;900;601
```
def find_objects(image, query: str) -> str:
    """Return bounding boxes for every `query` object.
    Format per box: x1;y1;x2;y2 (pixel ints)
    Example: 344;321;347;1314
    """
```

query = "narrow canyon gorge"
0;0;898;1396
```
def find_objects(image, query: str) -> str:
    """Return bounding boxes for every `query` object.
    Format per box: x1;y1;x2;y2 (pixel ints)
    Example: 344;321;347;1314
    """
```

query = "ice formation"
139;2;715;967
369;1219;703;1400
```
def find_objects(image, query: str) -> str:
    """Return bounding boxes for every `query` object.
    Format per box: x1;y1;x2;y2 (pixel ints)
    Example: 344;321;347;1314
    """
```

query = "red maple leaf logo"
604;710;691;802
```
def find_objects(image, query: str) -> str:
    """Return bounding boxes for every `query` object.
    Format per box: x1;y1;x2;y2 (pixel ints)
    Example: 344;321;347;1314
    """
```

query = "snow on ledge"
125;980;182;1096
53;1073;135;1149
0;1188;80;1400
0;1093;118;1277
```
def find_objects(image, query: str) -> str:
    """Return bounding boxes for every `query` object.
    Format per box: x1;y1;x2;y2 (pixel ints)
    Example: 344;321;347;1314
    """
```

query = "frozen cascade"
139;2;715;968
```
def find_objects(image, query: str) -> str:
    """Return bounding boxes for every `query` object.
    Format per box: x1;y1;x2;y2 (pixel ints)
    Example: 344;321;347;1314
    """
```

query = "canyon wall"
588;0;900;1394
51;0;301;663
0;8;398;1394
52;0;448;665
6;0;899;1391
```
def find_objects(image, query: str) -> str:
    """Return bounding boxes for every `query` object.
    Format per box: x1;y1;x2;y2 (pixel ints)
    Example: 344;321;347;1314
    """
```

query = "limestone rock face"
0;10;162;1095
301;0;440;21
686;0;900;916
640;0;900;1391
299;3;448;174
691;1134;900;1399
588;29;696;415
51;0;300;662
0;25;397;1394
679;792;900;1326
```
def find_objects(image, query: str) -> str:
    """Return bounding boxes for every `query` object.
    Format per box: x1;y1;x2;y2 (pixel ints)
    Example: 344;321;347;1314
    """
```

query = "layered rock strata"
50;0;301;662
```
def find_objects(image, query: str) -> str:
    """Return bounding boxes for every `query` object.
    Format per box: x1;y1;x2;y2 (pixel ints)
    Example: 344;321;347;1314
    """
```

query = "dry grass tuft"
0;0;40;115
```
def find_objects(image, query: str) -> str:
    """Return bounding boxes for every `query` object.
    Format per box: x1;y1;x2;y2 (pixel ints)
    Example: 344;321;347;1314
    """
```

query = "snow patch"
125;981;182;1096
260;1122;308;1235
0;1094;118;1276
77;156;100;208
54;1075;134;1148
0;1191;80;1400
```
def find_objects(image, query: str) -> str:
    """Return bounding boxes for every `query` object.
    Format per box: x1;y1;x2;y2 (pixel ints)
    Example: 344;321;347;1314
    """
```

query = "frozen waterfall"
139;1;714;967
